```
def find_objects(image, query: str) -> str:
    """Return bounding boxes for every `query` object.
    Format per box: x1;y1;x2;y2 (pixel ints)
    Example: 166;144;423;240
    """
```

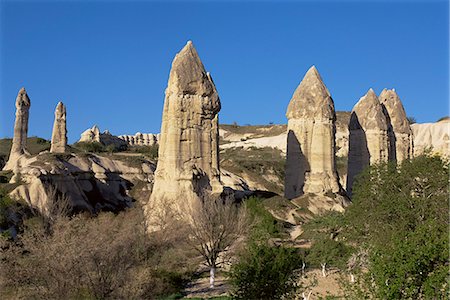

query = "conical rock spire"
145;41;222;231
50;101;67;153
285;66;347;207
4;88;31;171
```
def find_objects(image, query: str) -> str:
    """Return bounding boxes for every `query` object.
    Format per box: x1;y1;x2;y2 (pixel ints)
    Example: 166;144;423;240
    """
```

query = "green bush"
229;242;302;300
306;237;352;269
244;196;282;240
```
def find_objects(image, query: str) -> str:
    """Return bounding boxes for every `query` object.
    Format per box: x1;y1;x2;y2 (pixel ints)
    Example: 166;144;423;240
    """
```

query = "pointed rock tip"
19;87;26;93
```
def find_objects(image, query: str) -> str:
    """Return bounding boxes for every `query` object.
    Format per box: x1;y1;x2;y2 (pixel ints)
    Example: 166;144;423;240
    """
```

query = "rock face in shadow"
346;89;389;196
4;88;31;171
7;153;155;215
50;102;67;153
379;88;413;162
144;41;222;229
285;66;347;210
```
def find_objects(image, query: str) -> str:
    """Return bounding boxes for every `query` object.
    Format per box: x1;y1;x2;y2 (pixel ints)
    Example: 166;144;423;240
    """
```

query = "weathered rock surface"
7;153;156;214
144;41;222;229
118;133;159;146
379;89;413;162
50;102;67;153
412;119;450;157
79;125;127;148
4;88;31;171
285;66;345;204
346;89;389;196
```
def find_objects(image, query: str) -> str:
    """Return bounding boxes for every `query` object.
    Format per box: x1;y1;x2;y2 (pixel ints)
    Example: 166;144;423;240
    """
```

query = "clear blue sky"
1;0;448;143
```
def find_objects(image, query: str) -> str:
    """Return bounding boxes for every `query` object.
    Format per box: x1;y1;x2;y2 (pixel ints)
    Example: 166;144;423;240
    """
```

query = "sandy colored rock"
50;101;67;153
79;125;127;148
346;89;389;196
412;120;450;157
4;88;31;171
285;66;345;201
144;41;222;229
379;89;414;162
118;133;159;146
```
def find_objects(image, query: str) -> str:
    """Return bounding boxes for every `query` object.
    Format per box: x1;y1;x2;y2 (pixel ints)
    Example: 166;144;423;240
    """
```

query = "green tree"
342;154;449;298
229;242;302;300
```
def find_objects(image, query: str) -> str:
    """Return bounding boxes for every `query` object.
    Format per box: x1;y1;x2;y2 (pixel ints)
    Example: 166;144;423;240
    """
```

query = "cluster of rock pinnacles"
3;41;413;227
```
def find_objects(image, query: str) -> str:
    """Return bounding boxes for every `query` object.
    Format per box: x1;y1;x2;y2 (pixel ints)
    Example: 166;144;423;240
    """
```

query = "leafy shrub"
342;154;449;298
229;242;302;300
306;237;352;269
244;196;282;240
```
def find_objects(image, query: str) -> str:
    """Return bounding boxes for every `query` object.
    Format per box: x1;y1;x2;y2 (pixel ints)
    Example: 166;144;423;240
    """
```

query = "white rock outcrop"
79;125;127;148
118;133;159;146
412;119;449;156
285;66;346;202
50;101;67;153
144;41;222;229
4;88;31;171
379;89;413;162
346;89;390;196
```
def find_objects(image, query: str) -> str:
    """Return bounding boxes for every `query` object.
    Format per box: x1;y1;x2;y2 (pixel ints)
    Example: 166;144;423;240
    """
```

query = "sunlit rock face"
144;41;222;230
4;88;31;171
346;89;390;196
379;88;414;163
285;66;345;201
50;102;68;153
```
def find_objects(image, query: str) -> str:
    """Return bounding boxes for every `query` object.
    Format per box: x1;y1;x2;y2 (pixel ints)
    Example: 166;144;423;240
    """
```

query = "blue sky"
0;0;448;143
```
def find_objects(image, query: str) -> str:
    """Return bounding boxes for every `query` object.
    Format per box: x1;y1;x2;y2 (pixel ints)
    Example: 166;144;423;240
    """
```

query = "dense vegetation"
303;154;449;298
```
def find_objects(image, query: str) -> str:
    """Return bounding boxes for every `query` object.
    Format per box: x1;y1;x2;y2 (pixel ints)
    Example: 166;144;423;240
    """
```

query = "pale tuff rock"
50;102;67;153
118;133;159;146
4;88;31;171
411;120;450;157
346;89;389;196
8;153;156;215
285;66;346;202
79;125;127;148
144;41;222;229
379;89;414;162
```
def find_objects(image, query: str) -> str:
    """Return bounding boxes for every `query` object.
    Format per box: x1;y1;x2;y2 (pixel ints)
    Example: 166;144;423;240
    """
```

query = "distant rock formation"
412;119;450;156
79;125;127;148
118;133;159;146
346;89;390;196
50;102;67;153
284;66;347;210
379;89;413;162
144;41;222;229
4;88;31;171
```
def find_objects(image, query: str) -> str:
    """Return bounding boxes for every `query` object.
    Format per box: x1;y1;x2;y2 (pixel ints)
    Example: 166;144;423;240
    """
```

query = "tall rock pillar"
144;41;222;229
4;88;31;171
285;66;344;200
379;89;413;162
346;89;390;196
50;101;67;153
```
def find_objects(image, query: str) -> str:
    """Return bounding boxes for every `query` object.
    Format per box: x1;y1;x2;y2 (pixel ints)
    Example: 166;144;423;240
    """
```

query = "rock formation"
346;89;389;196
144;41;222;229
79;125;127;148
118;133;159;146
412;119;450;157
50;102;67;153
285;66;345;200
379;89;413;162
4;88;31;171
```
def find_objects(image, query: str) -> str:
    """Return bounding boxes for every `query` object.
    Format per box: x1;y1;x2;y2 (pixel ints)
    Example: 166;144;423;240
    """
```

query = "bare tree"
186;194;248;288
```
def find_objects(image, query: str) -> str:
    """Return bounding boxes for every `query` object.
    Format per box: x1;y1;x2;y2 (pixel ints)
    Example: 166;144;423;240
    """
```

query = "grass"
220;147;285;194
0;137;51;160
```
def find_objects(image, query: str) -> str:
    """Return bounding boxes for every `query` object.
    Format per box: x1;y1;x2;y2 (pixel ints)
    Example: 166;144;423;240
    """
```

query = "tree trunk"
350;273;355;283
321;263;327;277
209;266;216;288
